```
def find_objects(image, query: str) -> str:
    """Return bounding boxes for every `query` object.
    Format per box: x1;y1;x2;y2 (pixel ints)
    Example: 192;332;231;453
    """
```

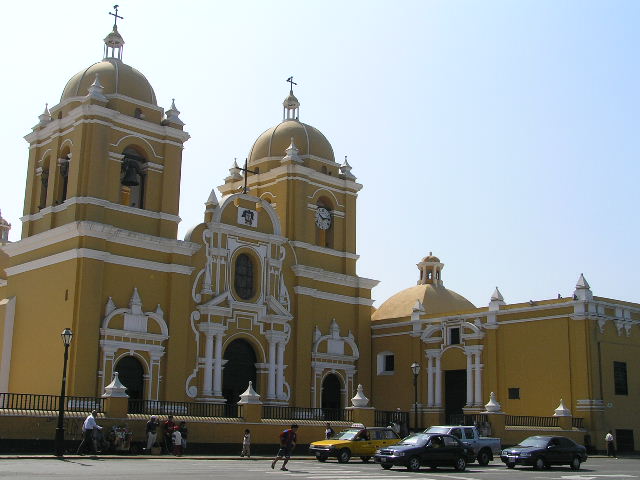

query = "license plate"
508;456;517;460
379;456;387;461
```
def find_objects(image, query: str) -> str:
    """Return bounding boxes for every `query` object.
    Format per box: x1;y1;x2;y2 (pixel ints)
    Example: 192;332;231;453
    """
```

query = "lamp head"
411;362;421;376
61;328;73;347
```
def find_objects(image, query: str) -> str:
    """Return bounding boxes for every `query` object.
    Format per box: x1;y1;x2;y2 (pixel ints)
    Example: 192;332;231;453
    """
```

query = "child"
172;426;183;456
241;428;251;458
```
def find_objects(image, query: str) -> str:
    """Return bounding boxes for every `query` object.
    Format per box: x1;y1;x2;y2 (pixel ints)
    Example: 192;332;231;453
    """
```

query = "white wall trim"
5;248;194;276
293;286;374;306
289;241;359;260
20;196;181;224
0;297;16;392
0;280;6;288
2;221;199;258
291;265;378;289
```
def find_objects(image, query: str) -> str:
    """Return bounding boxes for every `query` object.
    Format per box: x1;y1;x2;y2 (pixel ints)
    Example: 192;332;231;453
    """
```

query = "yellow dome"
422;255;440;263
248;120;335;163
61;58;157;105
372;284;475;321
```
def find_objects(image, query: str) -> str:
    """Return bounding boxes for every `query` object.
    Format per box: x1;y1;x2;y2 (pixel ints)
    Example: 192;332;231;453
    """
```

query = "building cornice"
20;196;181;224
291;265;378;290
2;221;199;258
289;241;359;260
293;286;374;306
4;248;194;277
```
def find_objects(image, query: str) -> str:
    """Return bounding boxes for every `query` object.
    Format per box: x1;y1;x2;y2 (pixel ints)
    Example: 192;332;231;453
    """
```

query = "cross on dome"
283;76;300;121
104;5;125;60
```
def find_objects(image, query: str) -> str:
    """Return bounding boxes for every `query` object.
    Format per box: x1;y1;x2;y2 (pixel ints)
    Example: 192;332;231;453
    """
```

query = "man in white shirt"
76;410;103;455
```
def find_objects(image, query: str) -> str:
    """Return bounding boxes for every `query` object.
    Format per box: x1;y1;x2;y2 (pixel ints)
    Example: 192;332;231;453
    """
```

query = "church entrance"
222;339;257;406
444;369;467;424
114;356;145;413
321;373;342;420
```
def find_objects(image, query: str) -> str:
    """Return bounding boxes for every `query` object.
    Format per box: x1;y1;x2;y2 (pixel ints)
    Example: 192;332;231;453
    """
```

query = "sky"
1;0;638;308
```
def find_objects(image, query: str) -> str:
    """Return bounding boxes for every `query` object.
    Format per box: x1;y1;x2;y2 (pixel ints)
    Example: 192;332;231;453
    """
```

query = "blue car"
500;435;587;470
374;433;469;472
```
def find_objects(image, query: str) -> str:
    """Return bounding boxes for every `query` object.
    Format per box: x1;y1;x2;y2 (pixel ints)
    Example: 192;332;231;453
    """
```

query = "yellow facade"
1;20;639;454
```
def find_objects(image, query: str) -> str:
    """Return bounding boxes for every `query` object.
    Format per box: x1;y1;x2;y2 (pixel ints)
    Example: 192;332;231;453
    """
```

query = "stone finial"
129;288;143;315
38;103;52;126
484;392;502;413
553;398;571;417
102;371;129;398
225;159;243;182
574;273;593;301
164;98;185;127
87;74;108;102
351;384;370;408
412;300;424;313
489;286;506;311
105;297;116;316
237;381;262;404
205;189;219;208
282;137;302;163
340;156;356;180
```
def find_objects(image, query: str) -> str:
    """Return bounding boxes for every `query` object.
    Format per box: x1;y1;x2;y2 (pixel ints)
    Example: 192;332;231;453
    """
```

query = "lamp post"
54;328;73;457
411;362;421;432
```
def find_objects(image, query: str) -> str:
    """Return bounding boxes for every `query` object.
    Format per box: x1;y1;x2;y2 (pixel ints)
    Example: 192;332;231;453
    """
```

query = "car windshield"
398;434;430;447
332;430;360;441
518;437;549;448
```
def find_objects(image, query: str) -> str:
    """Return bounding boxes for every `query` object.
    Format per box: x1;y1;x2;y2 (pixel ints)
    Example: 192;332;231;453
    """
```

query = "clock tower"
219;85;377;406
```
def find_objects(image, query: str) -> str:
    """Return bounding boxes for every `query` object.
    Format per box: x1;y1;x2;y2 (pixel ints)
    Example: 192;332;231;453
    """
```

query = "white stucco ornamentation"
238;381;262;404
350;384;370;408
553;398;571;417
102;371;129;398
484;392;502;413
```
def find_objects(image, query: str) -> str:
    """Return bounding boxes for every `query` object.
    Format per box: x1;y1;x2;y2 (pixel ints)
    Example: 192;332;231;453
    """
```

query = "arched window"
234;253;254;300
56;154;70;204
120;147;147;209
39;167;49;209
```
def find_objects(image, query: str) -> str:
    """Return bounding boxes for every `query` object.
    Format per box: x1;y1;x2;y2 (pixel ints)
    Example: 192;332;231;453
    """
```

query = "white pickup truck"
424;425;502;465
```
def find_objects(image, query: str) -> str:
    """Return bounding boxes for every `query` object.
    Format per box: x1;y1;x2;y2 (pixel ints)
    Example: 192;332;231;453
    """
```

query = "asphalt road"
0;457;637;479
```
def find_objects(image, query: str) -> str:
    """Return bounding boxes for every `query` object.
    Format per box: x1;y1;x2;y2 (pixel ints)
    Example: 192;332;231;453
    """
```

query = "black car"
374;433;469;472
500;435;588;470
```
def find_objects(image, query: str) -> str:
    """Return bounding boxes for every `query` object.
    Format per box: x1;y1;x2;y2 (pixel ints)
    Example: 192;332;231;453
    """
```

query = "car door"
352;429;373;455
545;437;563;465
425;435;449;465
443;435;462;463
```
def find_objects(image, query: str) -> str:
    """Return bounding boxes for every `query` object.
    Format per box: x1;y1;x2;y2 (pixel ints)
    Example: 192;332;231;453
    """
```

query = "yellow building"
371;254;640;452
1;19;639;453
0;22;375;411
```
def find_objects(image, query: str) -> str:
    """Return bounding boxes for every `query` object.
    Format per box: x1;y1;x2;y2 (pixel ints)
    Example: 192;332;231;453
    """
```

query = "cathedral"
1;17;639;452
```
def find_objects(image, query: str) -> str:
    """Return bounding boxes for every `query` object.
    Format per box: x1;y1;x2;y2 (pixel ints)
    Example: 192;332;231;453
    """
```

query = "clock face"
315;207;331;230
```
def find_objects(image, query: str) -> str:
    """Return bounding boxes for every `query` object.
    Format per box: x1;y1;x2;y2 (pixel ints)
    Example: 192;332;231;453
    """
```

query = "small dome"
372;284;475;321
422;254;440;263
283;93;300;109
60;58;157;105
249;120;335;163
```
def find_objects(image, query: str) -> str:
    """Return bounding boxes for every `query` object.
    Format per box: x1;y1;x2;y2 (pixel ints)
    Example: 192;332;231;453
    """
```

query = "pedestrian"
162;415;175;454
172;426;183;456
325;423;334;439
146;415;160;452
241;428;251;458
271;424;298;471
605;430;616;457
179;421;188;453
76;410;103;455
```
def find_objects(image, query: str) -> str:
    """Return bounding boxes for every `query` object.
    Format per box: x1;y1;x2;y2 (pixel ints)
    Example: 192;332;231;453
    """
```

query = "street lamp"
411;362;421;432
54;328;73;457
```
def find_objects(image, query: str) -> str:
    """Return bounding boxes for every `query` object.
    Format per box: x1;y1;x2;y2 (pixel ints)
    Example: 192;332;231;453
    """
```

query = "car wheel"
337;448;351;464
477;449;491;466
381;463;392;470
534;457;546;470
406;456;421;472
506;462;516;469
360;456;371;463
570;456;581;471
454;456;466;472
316;454;328;462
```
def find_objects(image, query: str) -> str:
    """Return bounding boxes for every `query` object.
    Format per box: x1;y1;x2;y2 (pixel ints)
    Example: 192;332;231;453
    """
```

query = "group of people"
145;415;188;456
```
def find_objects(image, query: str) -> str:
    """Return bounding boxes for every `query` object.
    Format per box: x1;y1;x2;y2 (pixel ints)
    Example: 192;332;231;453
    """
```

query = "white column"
203;333;214;395
474;353;483;406
434;355;442;407
276;341;285;399
427;355;434;407
466;352;473;406
213;332;224;396
267;339;276;400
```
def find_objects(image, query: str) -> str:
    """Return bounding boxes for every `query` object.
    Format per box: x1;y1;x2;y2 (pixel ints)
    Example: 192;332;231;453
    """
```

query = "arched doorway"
114;356;145;400
222;339;257;406
321;373;341;420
